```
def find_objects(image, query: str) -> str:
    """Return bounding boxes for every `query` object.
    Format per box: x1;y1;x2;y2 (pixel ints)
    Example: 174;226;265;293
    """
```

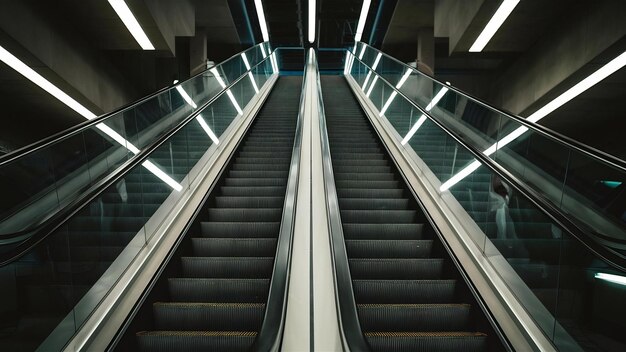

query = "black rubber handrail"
348;52;626;273
0;42;270;166
354;42;626;174
0;54;275;267
315;50;371;351
250;49;306;352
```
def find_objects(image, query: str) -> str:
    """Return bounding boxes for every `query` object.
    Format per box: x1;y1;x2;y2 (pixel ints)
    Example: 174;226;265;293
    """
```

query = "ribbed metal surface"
321;75;490;351
133;77;301;351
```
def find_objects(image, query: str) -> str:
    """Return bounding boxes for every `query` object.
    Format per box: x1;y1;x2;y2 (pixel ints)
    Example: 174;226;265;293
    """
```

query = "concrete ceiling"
1;0;625;160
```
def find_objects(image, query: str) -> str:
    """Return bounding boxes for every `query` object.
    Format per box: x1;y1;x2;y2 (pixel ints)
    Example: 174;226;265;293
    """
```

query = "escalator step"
200;222;280;238
191;238;277;257
180;257;274;278
353;279;456;303
168;278;269;302
220;186;286;197
349;258;444;279
215;196;284;208
136;331;256;352
343;223;426;240
153;302;265;331
207;208;282;222
357;303;471;331
339;198;410;210
345;240;434;258
364;332;487;352
340;210;419;224
223;178;287;187
337;188;405;199
334;173;396;181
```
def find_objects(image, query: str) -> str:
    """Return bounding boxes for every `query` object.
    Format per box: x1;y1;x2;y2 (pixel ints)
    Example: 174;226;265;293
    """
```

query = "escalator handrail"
0;42;271;166
315;53;371;350
250;52;306;352
348;52;626;274
0;53;276;267
354;42;626;174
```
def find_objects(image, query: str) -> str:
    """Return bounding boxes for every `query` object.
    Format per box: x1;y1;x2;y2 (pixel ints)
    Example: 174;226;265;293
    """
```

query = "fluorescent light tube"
108;0;155;50
0;44;185;191
401;115;426;145
354;0;372;42
196;115;220;145
358;45;367;59
0;45;97;119
142;160;183;192
241;53;260;94
210;68;244;115
440;160;482;191
469;0;519;52
174;81;197;109
396;69;412;89
400;87;448;144
366;75;378;97
308;0;316;43
270;50;279;74
595;273;626;286
254;0;270;42
379;91;397;116
260;44;267;58
362;71;372;90
441;50;626;191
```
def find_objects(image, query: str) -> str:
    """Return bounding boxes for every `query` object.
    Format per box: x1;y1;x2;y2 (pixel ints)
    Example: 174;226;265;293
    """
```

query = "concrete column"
189;30;208;76
416;27;435;75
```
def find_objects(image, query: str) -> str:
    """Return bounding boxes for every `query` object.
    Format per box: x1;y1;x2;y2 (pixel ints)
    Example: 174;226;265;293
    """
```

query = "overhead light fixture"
0;44;184;191
254;0;270;42
210;68;244;115
441;50;626;191
469;0;519;52
354;0;372;42
400;87;449;145
241;53;260;94
595;273;626;286
308;0;316;43
108;0;155;50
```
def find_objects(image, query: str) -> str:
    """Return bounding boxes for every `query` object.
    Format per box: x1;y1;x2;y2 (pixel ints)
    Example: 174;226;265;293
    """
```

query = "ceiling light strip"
108;0;155;50
254;0;270;42
354;0;372;42
0;45;184;191
308;0;316;43
469;0;520;52
440;50;626;191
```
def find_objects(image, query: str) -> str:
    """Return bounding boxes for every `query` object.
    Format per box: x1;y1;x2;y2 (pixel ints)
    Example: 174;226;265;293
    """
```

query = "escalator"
115;76;302;351
321;75;502;351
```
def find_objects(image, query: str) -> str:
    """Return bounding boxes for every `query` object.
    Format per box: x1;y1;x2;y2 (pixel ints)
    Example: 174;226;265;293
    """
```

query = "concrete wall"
0;0;136;114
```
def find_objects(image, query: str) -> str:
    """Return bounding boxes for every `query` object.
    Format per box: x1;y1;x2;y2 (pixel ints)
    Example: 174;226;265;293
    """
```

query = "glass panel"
0;43;275;350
